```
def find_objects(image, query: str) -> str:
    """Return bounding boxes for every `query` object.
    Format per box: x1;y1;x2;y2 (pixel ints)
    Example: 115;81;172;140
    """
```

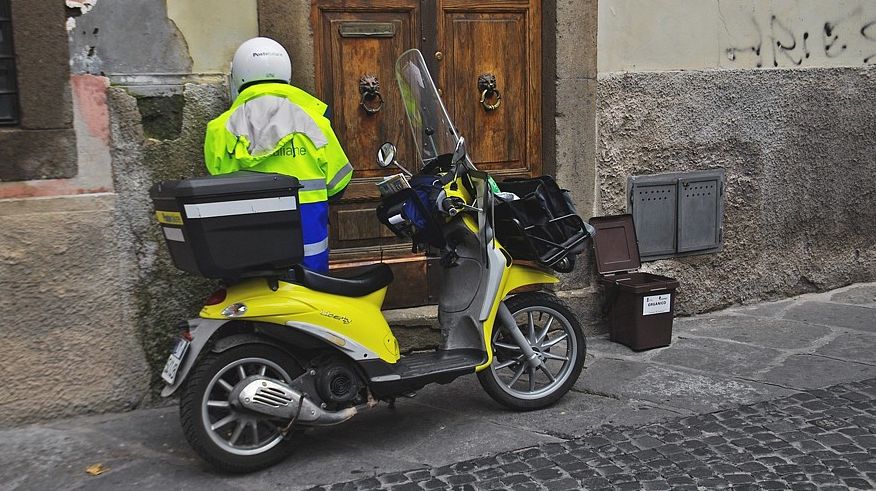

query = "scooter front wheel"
477;292;586;411
179;344;303;473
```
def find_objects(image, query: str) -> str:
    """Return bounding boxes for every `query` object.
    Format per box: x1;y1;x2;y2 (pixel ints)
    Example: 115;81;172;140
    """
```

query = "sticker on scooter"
321;311;351;324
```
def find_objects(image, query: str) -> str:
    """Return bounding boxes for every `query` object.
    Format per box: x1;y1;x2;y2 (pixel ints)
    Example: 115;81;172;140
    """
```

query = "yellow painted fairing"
475;263;560;371
200;278;399;363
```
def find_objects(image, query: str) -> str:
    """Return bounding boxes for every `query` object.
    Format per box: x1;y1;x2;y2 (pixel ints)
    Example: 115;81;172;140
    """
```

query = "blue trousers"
300;201;329;272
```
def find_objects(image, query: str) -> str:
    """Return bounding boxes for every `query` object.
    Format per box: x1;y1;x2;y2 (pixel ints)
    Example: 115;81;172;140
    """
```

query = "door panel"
323;14;414;181
438;0;541;178
314;1;431;307
314;0;419;250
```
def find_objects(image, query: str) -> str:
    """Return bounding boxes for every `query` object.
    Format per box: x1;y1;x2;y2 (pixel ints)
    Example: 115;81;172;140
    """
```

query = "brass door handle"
359;74;384;114
477;73;501;111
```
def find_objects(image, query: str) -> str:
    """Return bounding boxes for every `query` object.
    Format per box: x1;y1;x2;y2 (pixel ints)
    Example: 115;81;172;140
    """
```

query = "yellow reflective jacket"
203;83;352;204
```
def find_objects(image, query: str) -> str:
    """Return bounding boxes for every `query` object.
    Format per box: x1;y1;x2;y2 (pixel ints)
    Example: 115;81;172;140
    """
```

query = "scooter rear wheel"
477;292;586;411
179;343;303;473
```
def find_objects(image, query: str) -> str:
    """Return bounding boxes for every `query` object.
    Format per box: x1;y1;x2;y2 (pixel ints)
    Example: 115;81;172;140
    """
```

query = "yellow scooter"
155;49;591;473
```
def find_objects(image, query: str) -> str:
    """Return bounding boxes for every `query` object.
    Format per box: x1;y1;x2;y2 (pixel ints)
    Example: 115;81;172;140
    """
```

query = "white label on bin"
643;294;671;315
183;196;297;219
163;227;185;242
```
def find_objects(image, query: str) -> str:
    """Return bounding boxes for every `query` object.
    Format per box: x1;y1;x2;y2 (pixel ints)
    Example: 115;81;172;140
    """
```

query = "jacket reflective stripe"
299;181;330;204
225;96;328;155
299;178;327;192
327;162;353;190
303;236;329;256
204;84;352;202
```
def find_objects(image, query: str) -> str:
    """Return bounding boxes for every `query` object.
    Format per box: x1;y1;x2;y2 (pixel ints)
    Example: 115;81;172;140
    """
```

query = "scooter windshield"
395;49;460;168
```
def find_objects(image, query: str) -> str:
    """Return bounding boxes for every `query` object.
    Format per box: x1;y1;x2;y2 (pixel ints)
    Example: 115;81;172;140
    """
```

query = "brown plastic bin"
590;215;679;351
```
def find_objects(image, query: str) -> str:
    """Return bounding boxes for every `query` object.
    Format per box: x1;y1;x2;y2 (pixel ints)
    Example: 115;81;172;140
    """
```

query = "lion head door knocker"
477;73;501;111
359;75;384;115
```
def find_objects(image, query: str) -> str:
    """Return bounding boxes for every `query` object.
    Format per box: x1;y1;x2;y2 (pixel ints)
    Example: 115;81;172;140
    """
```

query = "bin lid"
589;214;641;275
149;171;300;198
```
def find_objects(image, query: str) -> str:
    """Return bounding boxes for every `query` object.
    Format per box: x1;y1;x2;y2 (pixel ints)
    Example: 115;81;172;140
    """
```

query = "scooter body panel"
200;278;400;363
448;213;561;372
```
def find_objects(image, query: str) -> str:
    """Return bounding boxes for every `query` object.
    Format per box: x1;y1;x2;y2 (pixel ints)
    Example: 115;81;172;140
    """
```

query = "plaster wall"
595;67;876;314
68;0;256;92
0;194;150;425
590;1;876;319
166;0;259;74
598;0;876;72
0;76;229;428
0;71;149;426
67;0;192;76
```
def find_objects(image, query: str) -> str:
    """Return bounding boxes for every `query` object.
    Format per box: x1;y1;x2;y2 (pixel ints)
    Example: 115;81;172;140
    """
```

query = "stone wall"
0;78;228;426
0;194;149;424
595;67;876;315
106;82;228;393
1;0;76;181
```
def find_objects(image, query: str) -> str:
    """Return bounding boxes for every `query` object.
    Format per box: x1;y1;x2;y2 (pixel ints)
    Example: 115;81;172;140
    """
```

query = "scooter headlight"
221;303;248;318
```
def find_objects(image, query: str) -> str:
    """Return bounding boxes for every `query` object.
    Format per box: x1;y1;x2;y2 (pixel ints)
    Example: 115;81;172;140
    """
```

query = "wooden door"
314;1;430;308
434;0;542;179
313;0;541;309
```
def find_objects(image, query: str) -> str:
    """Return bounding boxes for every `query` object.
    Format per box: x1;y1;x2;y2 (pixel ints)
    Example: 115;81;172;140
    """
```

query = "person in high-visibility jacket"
204;37;352;272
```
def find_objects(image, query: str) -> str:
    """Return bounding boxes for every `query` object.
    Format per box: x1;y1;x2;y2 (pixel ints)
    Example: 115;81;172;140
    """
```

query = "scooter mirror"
377;142;397;168
452;137;466;163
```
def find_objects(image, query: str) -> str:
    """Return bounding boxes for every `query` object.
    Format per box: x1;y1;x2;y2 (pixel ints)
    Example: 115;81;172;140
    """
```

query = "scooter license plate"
161;338;190;385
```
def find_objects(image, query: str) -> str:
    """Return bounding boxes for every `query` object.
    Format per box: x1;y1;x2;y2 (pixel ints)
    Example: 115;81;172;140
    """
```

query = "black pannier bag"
494;176;592;267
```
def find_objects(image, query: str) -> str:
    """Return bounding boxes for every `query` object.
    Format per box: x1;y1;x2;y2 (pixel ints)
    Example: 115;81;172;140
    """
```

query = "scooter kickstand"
387;391;415;410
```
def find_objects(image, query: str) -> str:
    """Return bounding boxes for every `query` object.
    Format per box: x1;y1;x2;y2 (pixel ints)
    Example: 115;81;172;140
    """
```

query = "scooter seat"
292;263;394;297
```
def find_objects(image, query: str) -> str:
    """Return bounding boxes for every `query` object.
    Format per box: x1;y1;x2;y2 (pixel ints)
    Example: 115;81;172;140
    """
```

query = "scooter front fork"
497;302;543;369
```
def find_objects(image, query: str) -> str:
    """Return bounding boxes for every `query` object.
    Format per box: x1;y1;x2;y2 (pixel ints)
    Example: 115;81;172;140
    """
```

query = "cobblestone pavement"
309;378;876;491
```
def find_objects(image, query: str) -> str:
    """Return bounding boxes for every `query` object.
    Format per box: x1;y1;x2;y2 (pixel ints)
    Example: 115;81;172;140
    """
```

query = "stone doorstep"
0;192;117;216
383;305;440;328
383;305;441;353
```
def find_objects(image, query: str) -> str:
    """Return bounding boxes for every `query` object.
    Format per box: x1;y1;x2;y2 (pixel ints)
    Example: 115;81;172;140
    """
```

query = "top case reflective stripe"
183;196;298;219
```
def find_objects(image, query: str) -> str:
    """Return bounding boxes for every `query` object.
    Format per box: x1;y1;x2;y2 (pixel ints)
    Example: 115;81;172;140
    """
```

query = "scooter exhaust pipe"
236;377;357;426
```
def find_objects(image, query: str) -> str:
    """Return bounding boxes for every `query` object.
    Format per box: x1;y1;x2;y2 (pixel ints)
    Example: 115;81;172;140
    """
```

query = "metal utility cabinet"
628;169;725;261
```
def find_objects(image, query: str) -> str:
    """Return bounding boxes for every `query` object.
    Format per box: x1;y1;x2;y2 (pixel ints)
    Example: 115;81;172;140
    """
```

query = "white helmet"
230;37;292;99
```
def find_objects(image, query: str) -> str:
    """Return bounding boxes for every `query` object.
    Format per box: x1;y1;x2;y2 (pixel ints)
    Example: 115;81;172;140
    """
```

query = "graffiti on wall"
725;7;876;68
